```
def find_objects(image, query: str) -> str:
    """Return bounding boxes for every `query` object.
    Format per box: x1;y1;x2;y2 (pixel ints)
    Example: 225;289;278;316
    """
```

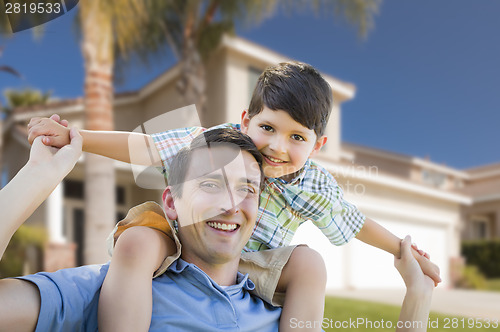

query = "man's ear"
162;187;178;220
240;109;250;134
309;136;327;158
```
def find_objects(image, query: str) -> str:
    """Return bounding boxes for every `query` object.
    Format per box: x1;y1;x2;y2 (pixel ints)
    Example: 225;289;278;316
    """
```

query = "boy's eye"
291;134;305;141
260;125;274;132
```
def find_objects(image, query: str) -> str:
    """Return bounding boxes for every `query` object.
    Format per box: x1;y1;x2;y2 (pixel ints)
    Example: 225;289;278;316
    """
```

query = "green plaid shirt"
151;123;366;251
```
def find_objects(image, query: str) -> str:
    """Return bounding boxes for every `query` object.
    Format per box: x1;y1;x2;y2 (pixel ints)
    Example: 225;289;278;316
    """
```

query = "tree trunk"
80;3;116;265
177;38;208;125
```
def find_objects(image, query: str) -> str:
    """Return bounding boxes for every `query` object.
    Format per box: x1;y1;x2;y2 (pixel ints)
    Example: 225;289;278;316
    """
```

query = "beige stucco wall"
463;175;500;197
293;160;463;289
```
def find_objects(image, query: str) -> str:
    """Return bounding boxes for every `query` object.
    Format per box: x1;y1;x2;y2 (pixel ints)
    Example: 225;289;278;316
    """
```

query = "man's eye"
240;186;256;194
291;134;305;141
200;182;220;191
260;125;274;132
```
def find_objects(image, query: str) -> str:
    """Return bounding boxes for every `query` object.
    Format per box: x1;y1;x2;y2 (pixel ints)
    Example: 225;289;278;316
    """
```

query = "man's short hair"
168;128;264;198
247;61;333;137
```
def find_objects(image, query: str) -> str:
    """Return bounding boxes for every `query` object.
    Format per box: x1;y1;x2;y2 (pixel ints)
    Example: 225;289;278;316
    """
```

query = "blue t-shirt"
17;259;281;331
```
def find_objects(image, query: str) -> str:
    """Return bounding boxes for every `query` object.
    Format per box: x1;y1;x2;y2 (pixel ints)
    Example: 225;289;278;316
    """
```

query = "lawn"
321;296;499;331
486;278;500;292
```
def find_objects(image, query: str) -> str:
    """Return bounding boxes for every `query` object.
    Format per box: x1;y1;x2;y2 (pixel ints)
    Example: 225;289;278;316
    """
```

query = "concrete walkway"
328;289;500;320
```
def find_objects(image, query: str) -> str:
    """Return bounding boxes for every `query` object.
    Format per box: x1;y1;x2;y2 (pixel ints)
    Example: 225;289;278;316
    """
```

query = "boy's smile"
241;107;327;180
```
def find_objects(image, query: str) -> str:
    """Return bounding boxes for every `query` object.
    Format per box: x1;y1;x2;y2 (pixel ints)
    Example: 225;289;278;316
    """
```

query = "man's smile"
207;221;240;232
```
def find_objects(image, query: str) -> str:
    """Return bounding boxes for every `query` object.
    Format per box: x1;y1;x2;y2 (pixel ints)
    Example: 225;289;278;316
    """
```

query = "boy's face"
241;107;327;179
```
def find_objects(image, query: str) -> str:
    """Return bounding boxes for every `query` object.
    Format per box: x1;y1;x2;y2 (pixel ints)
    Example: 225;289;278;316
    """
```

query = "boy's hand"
412;248;441;286
28;114;71;148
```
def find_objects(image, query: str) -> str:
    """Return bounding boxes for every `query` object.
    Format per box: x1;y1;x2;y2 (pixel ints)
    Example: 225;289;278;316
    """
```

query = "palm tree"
3;88;51;111
78;0;381;264
0;46;22;188
78;1;150;264
117;0;381;124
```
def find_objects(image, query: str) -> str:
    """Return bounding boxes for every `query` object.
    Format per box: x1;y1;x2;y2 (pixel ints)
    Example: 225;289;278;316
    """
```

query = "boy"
28;61;440;331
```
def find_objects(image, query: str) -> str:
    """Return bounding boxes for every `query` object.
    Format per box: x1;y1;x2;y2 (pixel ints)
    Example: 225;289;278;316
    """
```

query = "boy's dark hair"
248;61;333;138
168;128;264;198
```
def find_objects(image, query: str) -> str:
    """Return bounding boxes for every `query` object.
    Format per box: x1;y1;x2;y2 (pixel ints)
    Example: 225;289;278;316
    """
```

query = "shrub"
461;240;500;278
0;225;47;278
454;265;486;290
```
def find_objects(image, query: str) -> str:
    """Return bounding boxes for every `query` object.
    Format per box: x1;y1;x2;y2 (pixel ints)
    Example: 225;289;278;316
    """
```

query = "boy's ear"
162;187;178;221
240;109;250;134
309;136;327;158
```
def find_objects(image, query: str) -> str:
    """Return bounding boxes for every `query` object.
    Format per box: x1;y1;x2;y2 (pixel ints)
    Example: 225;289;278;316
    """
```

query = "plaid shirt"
151;123;366;251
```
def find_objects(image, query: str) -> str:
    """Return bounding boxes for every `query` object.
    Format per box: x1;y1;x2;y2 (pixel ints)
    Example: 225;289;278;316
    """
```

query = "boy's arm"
80;130;161;166
28;117;161;166
356;218;441;285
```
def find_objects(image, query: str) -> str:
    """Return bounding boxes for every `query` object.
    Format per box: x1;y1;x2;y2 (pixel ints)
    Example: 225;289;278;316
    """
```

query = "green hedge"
461;240;500;278
0;225;47;278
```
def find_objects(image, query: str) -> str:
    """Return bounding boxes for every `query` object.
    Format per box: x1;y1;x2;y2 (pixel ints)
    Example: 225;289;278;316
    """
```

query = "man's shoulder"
17;263;110;289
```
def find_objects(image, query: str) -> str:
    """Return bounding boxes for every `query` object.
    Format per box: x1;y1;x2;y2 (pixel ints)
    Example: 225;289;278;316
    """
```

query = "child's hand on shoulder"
28;114;71;148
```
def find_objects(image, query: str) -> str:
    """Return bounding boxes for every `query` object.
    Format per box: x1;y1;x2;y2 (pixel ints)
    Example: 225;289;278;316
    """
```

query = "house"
1;35;496;289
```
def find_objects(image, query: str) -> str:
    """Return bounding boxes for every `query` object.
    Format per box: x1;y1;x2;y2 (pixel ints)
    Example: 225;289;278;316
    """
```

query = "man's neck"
181;254;240;286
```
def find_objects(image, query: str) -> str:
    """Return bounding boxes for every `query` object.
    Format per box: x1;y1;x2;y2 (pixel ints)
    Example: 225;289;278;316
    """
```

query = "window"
116;186;126;205
248;66;262;103
472;218;490;240
422;169;446;188
64;180;84;199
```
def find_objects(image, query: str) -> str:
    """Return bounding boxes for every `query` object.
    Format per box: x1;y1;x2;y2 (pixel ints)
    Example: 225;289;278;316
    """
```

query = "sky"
1;1;499;170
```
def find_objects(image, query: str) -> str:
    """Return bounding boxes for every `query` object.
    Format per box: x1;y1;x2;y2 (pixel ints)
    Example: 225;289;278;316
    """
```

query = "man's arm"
355;218;441;285
395;236;434;332
27;116;161;166
0;129;82;331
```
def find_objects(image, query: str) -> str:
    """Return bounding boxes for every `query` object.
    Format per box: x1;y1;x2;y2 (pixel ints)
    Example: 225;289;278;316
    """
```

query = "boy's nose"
269;136;287;154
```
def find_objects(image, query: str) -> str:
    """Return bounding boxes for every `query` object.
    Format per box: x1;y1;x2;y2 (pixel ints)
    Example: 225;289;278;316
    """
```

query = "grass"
485;278;500;292
322;296;498;331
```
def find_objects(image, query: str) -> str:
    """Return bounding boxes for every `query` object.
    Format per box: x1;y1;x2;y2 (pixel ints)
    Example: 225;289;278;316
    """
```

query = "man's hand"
395;236;435;290
27;126;83;176
28;114;71;148
395;236;434;332
412;249;441;287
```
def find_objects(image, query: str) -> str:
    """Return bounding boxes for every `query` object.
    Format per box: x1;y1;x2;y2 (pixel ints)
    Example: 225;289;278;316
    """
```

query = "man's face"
163;146;261;267
241;107;325;180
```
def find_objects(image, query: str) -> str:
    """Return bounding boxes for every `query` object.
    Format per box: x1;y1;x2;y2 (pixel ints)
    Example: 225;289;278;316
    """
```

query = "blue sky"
1;1;499;169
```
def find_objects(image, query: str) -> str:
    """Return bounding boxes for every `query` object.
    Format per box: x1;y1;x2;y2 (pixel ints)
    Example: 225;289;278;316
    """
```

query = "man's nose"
218;187;241;215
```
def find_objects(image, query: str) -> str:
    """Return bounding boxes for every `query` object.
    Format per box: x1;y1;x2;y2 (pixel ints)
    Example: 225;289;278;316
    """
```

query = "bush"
0;225;47;278
454;265;486;290
461;240;500;278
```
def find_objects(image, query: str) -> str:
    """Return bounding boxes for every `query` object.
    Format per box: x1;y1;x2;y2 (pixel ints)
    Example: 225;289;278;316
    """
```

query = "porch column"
44;182;76;272
46;182;65;243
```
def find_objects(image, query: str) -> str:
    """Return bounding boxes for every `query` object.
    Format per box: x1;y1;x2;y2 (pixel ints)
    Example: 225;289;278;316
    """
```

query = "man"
0;128;281;331
0;127;432;332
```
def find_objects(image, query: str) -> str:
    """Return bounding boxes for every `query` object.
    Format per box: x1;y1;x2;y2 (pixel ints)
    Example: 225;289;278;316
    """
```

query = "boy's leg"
277;246;327;332
98;226;176;332
239;246;327;332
